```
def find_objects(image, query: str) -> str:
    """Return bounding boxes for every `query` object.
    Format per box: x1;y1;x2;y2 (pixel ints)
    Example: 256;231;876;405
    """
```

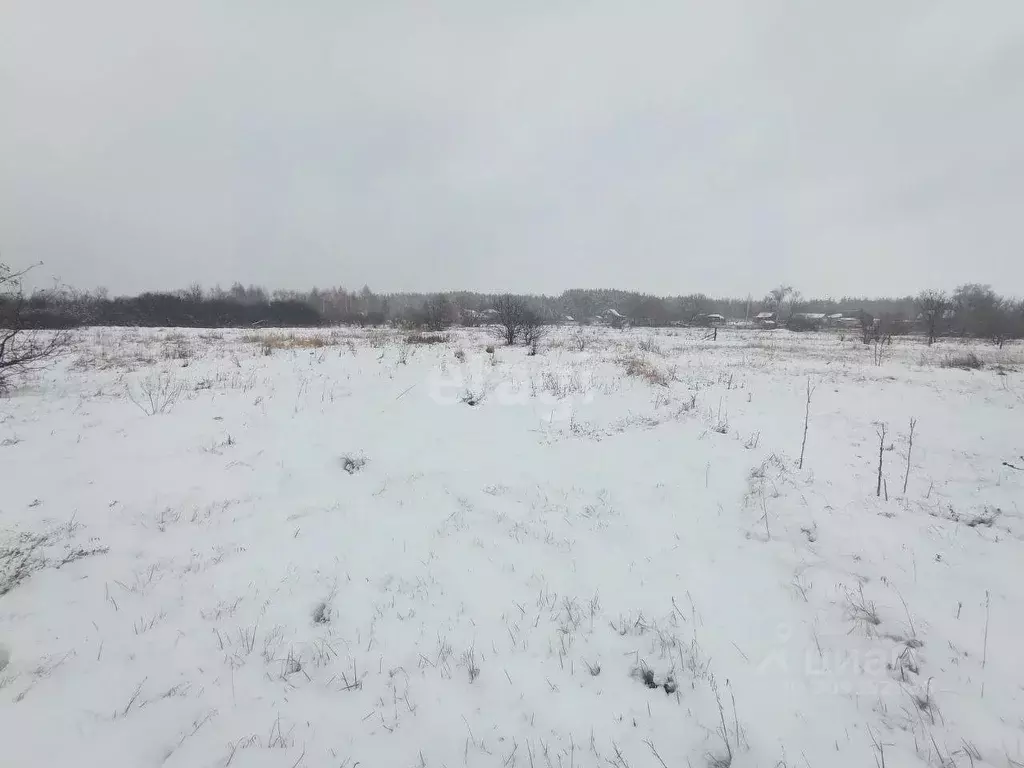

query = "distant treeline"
9;281;1024;342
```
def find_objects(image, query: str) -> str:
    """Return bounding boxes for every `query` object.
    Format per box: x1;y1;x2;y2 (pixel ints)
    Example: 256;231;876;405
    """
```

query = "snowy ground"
1;326;1023;768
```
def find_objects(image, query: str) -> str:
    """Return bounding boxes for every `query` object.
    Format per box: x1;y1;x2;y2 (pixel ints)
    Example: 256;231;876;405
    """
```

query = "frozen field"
1;326;1022;768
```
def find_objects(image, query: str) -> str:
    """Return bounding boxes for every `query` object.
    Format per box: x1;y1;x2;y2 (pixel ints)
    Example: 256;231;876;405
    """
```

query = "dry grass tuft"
940;352;984;370
241;332;336;350
617;354;670;387
405;332;451;345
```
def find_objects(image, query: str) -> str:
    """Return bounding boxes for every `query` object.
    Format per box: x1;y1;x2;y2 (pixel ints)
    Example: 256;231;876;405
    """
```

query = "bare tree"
875;422;888;498
915;290;947;345
902;417;917;495
765;285;799;321
493;294;529;345
522;311;548;355
798;377;816;469
1;262;71;393
421;294;454;331
981;298;1017;348
491;294;549;349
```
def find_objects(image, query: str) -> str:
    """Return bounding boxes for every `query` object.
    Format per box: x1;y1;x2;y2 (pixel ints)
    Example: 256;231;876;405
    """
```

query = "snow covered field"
2;326;1022;768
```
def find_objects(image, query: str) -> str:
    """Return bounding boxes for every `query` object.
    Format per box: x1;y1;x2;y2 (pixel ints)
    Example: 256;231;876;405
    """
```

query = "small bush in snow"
460;388;485;406
341;453;367;474
312;601;331;625
637;336;664;356
127;371;186;415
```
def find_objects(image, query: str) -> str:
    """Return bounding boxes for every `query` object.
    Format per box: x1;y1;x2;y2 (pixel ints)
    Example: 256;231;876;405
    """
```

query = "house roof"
601;308;625;318
755;312;775;319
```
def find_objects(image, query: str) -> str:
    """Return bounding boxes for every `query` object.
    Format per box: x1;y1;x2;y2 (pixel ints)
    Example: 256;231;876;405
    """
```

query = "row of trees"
758;283;1024;347
0;283;966;327
4;261;1024;341
915;284;1023;347
5;259;1024;388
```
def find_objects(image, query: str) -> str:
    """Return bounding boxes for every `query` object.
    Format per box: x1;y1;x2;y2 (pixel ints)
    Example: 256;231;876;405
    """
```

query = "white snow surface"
1;326;1022;768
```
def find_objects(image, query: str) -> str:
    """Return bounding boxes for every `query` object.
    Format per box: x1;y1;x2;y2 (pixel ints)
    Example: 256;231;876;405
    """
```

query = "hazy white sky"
2;1;1023;297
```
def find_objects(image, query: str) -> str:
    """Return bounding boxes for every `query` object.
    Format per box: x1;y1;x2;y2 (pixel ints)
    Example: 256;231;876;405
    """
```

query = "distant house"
697;313;726;326
754;311;776;326
462;307;499;325
595;308;628;327
786;312;828;331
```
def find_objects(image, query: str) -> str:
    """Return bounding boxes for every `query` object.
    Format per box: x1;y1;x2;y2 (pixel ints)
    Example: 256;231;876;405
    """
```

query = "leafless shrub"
872;334;893;365
637;336;664;356
405;332;450;345
917;290;948;345
312;601;331;625
902;417;917;495
126;371;186;415
540;368;592;399
798;377;816;469
460;388;485;406
845;584;881;629
1;263;71;393
875;422;888;497
420;294;455;331
340;453;367;474
570;327;588;352
492;294;547;347
522;315;548;356
493;294;530;345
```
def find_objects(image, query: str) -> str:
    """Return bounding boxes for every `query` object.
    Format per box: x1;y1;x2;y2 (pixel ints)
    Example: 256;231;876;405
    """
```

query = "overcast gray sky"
2;1;1023;298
